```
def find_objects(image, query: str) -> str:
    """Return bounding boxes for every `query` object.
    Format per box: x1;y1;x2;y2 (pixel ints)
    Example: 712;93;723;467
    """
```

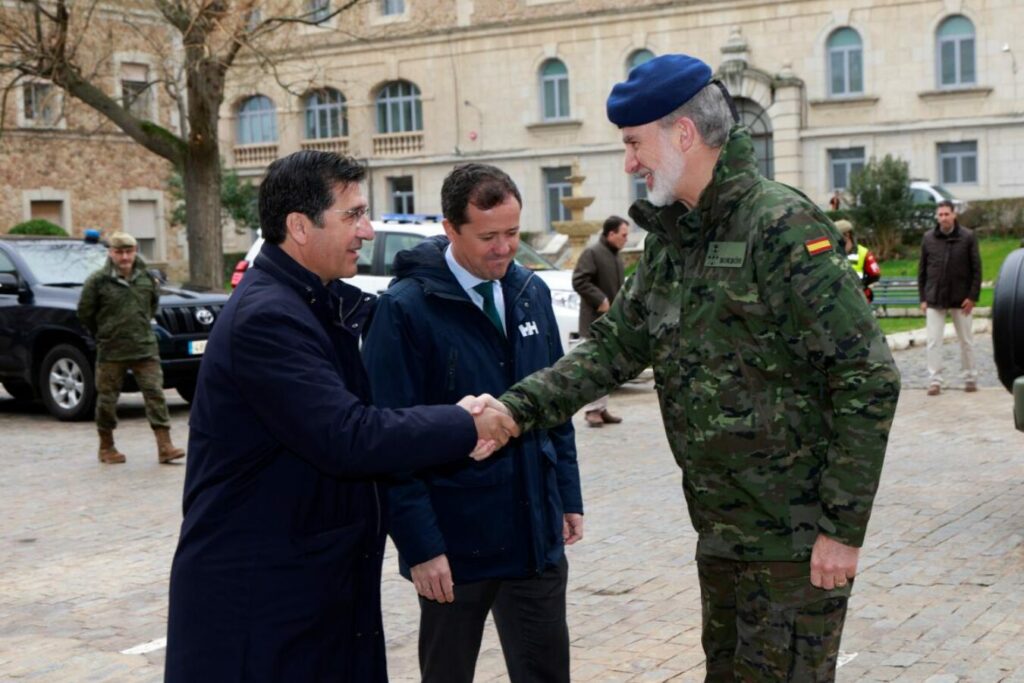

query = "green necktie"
472;282;505;336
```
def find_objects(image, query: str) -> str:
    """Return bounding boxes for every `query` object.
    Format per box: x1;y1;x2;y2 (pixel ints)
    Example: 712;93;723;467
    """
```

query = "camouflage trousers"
95;359;170;431
698;556;852;682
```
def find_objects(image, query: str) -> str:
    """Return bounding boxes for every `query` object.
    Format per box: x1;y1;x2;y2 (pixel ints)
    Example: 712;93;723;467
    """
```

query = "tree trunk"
183;142;222;290
182;54;227;291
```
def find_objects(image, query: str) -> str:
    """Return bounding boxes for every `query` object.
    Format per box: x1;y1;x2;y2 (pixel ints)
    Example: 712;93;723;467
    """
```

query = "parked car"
910;180;968;213
0;235;229;420
230;214;581;348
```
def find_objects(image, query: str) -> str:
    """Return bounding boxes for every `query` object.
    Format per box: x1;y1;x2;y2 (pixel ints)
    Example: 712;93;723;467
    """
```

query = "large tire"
992;247;1024;392
2;380;36;401
38;344;96;421
174;377;196;404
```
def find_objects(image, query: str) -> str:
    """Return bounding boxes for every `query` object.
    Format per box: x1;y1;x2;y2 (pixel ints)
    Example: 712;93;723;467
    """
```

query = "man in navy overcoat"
165;151;515;682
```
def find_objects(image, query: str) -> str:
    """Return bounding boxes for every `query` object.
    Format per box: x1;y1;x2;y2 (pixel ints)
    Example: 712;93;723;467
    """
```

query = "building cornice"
916;86;994;100
238;0;821;67
367;142;624;168
800;113;1024;140
808;95;880;108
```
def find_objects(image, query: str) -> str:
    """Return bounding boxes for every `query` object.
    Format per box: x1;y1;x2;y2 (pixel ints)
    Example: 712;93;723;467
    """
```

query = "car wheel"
2;380;36;401
38;344;96;421
174;378;196;404
993;247;1024;391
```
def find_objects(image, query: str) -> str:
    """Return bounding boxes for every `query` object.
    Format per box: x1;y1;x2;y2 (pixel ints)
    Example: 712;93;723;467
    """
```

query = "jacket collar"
393;235;535;303
630;125;760;249
255;242;375;334
599;235;620;254
932;221;962;239
104;255;148;283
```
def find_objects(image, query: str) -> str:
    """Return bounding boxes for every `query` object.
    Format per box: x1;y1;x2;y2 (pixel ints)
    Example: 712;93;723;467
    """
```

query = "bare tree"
0;0;361;289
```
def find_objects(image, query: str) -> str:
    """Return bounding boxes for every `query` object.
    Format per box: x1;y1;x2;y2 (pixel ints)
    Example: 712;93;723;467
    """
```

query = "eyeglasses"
326;206;370;222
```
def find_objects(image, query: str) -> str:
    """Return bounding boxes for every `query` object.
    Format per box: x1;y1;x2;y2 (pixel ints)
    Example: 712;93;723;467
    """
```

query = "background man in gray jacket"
571;215;628;427
918;200;982;395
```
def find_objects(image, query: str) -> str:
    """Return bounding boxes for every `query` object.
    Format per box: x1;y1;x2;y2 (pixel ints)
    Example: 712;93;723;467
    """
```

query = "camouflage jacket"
502;126;901;562
77;257;160;362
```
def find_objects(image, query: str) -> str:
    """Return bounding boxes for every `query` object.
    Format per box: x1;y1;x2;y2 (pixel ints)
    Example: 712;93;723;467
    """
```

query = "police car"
230;214;580;349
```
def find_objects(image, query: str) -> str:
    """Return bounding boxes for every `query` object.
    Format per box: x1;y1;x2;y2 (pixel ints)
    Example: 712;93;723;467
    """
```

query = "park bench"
872;277;919;315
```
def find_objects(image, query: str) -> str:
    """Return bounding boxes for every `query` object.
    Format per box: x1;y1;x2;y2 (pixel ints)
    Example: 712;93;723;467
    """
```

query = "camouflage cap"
108;232;137;248
834;219;854;235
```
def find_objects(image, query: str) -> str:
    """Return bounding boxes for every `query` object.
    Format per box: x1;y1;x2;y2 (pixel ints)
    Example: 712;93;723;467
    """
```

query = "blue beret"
606;54;713;128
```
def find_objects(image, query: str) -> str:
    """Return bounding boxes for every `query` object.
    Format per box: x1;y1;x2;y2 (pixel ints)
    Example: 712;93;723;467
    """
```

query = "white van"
909;180;968;213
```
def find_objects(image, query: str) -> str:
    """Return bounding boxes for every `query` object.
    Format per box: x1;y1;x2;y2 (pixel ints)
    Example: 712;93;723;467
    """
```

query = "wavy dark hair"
258;151;366;244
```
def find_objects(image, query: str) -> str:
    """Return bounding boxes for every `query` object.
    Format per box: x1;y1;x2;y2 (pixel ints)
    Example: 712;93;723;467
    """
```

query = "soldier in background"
77;231;185;465
497;54;901;681
835;219;882;302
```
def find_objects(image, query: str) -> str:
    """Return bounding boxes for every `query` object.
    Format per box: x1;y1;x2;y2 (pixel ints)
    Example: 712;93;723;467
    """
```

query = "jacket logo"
518;321;539;337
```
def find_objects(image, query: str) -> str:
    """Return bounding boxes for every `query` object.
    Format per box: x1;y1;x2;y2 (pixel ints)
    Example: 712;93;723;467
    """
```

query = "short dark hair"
441;163;522;232
258;151;366;244
936;200;956;212
602;215;628;237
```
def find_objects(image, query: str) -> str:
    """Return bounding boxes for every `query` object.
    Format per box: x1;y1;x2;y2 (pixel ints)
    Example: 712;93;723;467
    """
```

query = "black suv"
0;235;228;420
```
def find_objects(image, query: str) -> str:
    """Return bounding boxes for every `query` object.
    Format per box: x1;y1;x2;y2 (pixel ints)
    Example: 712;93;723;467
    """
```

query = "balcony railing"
300;137;350;155
372;131;423;156
233;142;278;167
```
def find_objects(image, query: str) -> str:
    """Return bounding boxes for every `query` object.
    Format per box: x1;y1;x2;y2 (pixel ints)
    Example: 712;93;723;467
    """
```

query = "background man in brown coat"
918;200;982;395
571;215;628;427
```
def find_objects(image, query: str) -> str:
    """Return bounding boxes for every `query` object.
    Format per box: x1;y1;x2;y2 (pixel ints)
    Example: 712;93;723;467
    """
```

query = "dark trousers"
418;555;569;683
698;556;852;683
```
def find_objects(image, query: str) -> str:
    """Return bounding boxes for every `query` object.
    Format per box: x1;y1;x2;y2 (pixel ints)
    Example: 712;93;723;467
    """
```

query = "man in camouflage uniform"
77;232;185;465
498;54;901;681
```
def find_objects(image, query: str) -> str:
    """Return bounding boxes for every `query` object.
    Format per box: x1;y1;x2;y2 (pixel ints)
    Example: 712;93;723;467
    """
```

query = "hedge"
8;219;68;236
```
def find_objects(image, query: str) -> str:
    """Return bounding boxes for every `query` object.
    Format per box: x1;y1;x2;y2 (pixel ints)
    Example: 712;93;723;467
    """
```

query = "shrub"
848;155;913;260
8;219;68;236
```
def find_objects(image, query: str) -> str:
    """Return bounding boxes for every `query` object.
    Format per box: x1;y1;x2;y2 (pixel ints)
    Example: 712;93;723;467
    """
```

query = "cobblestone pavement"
1;334;1022;682
892;330;1001;390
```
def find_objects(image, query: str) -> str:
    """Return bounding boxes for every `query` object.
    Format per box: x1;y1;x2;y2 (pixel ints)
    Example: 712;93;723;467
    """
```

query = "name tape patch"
705;241;747;268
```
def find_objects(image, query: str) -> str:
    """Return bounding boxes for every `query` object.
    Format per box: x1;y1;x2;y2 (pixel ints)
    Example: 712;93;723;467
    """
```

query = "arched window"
627;49;655;75
376;81;422;133
305;88;347;139
539;59;570;121
937;15;976;87
826;28;863;97
736;98;773;180
236;95;277;144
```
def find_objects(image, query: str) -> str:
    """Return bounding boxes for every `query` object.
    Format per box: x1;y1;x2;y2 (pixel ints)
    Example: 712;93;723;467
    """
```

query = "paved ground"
1;333;1021;682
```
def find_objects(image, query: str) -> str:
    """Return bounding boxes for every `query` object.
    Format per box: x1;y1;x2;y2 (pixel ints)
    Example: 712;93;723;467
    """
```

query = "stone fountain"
551;160;601;268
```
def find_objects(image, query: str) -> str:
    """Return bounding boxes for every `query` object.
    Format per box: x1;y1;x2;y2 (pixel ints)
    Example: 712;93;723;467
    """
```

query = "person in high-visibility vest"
835;219;881;301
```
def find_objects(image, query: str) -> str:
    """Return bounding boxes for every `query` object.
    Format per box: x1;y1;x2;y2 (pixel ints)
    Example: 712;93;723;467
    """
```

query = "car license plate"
188;340;207;355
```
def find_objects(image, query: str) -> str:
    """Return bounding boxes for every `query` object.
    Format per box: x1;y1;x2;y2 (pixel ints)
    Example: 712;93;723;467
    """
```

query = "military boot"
98;429;126;464
154;427;186;463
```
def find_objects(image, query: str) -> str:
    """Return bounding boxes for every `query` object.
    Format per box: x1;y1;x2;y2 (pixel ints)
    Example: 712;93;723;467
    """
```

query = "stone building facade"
0;7;252;281
223;0;1023;236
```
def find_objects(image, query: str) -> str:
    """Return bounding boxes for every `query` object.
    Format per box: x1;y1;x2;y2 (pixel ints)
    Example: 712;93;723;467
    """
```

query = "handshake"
457;394;521;460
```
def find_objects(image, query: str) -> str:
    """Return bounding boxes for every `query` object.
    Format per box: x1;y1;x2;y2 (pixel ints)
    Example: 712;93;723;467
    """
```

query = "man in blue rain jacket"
364;163;582;683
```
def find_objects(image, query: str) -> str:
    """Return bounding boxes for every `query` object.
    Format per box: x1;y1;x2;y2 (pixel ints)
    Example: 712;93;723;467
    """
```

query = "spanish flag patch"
804;236;833;256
